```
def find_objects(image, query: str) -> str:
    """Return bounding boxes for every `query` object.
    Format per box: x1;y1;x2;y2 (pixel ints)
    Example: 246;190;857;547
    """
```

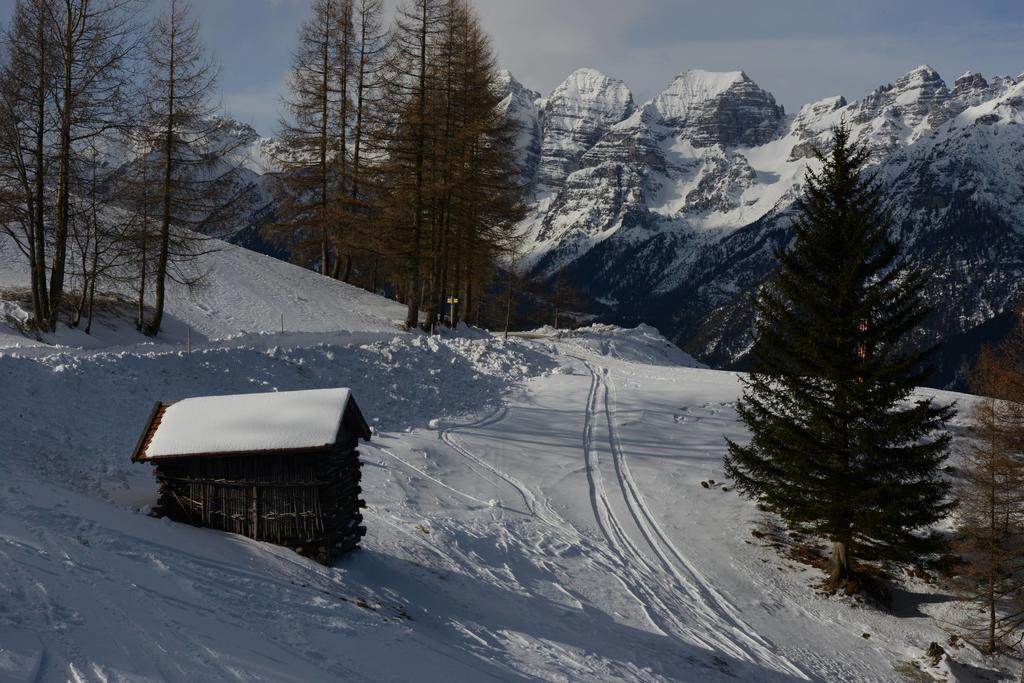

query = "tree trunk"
336;3;351;279
78;153;101;333
147;153;172;337
48;6;78;333
830;540;850;585
146;13;177;337
31;10;48;329
987;564;996;654
70;292;83;328
85;254;98;335
349;7;368;287
85;191;99;335
986;460;997;655
404;2;429;331
504;269;513;339
137;218;148;330
309;10;332;279
405;250;421;330
342;255;353;283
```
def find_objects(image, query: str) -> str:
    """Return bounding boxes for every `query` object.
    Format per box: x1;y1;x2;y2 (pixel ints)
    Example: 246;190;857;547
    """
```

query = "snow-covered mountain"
508;65;1024;387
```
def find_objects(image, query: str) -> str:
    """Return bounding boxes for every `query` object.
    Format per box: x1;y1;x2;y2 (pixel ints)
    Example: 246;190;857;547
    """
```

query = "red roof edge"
130;401;166;463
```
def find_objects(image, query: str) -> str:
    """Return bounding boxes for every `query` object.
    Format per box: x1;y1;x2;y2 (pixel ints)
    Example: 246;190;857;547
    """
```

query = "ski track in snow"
598;362;806;679
429;345;809;680
412;366;756;680
573;356;806;681
439;406;550;520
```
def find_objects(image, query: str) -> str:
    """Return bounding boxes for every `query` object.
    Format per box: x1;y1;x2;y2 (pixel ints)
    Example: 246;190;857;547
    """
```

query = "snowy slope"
0;241;1012;681
0;234;406;351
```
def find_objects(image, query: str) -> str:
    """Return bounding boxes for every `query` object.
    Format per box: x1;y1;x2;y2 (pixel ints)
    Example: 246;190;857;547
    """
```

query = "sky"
1;0;1022;136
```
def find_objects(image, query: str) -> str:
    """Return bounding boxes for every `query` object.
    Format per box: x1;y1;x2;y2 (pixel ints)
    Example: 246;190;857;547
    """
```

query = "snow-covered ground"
0;241;1013;681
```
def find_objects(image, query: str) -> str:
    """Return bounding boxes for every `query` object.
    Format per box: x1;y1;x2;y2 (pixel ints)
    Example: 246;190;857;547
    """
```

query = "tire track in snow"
600;365;808;680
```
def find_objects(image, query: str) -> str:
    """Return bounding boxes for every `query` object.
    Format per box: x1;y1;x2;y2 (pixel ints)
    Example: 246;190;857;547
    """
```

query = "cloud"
1;0;1019;133
222;77;290;136
469;0;1024;109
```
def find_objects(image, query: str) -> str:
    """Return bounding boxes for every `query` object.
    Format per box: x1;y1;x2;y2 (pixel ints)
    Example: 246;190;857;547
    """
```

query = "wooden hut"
131;387;371;563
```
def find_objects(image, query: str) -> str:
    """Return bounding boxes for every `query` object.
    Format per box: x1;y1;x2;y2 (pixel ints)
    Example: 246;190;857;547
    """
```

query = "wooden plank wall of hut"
152;448;365;563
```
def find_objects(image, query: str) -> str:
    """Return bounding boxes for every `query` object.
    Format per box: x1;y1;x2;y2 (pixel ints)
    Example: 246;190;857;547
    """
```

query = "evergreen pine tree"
724;121;955;587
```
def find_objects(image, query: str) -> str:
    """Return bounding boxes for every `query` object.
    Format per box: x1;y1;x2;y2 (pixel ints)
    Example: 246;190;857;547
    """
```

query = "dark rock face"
532;161;649;271
704;79;785;147
579;125;667;175
684;154;757;213
954;71;989;93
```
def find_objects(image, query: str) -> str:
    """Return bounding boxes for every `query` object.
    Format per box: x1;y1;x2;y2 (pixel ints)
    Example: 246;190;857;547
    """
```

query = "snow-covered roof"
133;388;370;461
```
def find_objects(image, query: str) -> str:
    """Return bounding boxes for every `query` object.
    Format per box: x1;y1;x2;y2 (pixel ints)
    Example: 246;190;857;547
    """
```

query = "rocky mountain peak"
954;71;989;93
496;70;544;189
645;69;784;147
794;95;847;124
900;64;946;88
852;65;951;130
787;95;847;160
495;69;541;102
212;116;262;145
537;68;635;191
652;69;747;123
549;68;634;109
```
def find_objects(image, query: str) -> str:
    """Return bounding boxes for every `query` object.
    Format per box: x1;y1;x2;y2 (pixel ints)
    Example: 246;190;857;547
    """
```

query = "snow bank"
0;332;555;497
545;323;706;367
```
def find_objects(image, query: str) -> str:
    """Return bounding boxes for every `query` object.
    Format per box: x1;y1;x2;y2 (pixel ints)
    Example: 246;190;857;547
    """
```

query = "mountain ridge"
502;63;1024;388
